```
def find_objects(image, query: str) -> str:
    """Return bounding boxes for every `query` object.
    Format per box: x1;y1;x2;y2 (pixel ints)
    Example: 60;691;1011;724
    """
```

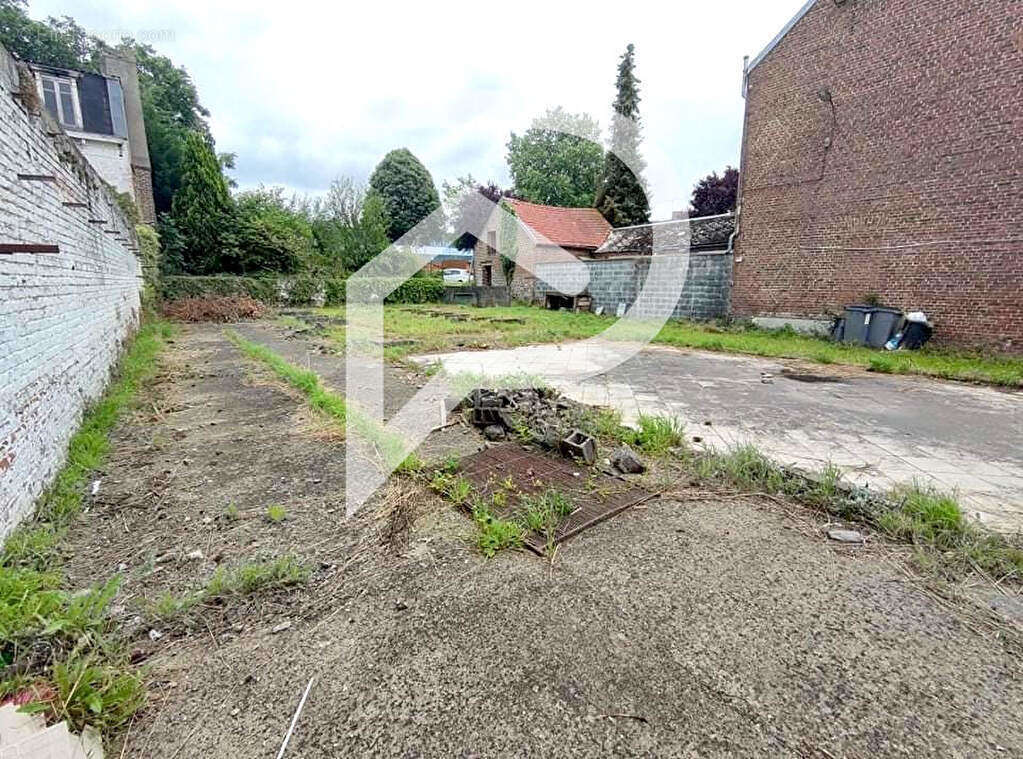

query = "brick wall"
734;0;1023;349
473;238;508;289
132;166;156;224
0;42;142;537
536;251;731;320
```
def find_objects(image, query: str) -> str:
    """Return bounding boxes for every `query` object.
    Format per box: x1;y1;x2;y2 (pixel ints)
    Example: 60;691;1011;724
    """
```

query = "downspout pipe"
727;54;750;259
725;54;751;318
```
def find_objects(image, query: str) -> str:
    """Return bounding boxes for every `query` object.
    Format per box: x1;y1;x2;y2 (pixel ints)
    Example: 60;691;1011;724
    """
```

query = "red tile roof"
507;199;611;250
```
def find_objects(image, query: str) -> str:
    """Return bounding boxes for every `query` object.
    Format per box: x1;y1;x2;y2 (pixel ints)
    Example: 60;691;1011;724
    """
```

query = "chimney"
100;50;156;224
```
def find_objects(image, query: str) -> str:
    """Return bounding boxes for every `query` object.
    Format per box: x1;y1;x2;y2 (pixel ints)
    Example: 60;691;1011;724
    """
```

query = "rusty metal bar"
0;243;60;254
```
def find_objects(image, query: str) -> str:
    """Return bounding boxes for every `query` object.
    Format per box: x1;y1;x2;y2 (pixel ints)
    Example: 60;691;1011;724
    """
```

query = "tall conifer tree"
171;132;233;273
595;44;650;227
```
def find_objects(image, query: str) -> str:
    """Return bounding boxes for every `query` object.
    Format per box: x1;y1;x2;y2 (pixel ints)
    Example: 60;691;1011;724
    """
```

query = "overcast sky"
32;0;802;219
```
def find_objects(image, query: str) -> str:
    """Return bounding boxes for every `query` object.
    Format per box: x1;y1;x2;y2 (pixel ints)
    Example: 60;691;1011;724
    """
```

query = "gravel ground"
61;322;1023;757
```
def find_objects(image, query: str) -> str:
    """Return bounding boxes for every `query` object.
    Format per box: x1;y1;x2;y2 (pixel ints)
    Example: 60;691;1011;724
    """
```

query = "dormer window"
39;75;81;129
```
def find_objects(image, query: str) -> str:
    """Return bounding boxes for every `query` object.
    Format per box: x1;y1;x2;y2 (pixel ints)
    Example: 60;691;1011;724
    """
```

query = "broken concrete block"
611;445;645;474
560;430;596;464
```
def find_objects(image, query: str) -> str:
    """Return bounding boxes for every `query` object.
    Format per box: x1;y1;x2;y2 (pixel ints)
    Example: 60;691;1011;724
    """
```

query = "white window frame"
36;73;82;129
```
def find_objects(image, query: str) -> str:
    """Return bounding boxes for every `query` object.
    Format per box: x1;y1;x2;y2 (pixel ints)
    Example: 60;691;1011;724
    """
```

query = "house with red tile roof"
472;199;611;301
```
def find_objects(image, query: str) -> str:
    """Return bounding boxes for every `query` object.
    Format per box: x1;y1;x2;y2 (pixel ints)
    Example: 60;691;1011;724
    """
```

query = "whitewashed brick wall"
0;43;142;538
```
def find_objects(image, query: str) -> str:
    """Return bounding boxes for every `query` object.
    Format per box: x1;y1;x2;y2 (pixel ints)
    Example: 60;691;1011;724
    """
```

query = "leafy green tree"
0;3;213;214
368;149;441;242
0;1;89;68
321;175;365;228
345;191;391;271
441;174;478;232
506;108;603;207
228;187;315;274
595;44;650;227
156;213;186;274
170;132;233;273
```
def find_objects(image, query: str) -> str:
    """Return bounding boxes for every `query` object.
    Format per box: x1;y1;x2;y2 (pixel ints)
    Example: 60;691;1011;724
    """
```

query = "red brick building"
733;0;1023;349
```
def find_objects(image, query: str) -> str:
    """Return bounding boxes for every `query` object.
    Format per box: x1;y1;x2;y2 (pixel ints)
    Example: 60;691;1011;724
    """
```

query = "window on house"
39;75;80;128
487;230;497;253
107;79;127;137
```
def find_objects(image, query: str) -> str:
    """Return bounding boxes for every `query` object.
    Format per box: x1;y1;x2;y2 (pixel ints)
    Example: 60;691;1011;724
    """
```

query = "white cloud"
31;0;804;218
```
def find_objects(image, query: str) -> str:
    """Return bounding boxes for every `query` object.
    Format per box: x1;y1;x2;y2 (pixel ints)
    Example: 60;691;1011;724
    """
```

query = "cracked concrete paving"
416;342;1023;532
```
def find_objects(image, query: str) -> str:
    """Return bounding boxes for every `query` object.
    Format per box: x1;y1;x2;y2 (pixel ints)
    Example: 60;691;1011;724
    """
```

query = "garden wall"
0;42;142;537
536;251;732;320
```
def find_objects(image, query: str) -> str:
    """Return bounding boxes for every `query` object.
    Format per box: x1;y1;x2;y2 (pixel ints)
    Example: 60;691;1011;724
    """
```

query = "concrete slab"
416;342;1023;531
0;705;45;748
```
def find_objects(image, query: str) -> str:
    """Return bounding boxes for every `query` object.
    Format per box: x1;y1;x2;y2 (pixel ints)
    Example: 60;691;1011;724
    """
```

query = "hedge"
337;277;445;305
160;275;444;306
161;275;280;303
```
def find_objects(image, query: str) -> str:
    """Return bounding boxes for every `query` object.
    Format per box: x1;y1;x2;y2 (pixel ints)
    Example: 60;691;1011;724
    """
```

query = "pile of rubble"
461;388;645;473
462;388;576;446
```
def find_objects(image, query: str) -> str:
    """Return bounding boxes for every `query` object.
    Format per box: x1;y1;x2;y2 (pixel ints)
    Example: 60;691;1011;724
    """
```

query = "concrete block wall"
0;42;142;537
666;251;732;320
536;251;731;321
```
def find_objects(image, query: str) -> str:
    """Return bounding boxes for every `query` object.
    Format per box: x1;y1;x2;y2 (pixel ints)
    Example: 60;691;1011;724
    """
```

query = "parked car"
443;268;471;285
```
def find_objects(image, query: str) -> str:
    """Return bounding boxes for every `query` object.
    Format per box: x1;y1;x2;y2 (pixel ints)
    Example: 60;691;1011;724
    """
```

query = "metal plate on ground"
457;444;656;554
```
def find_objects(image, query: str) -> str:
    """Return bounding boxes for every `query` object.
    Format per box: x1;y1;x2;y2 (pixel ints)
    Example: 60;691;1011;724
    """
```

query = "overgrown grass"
227;330;347;424
431;469;577;557
149;556;311;623
581;407;630;440
205;555;311;597
0;320;172;737
323;304;1023;388
470;501;524;558
629;414;686;454
520;488;574;552
654;322;1023;387
429;472;524;557
689;444;1023;583
429;472;473;504
0;574;120;667
226;330;423;472
266;504;287;523
45;654;146;734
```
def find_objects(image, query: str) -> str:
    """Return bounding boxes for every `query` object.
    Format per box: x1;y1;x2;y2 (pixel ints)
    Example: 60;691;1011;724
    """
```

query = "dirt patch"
456;444;655;553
